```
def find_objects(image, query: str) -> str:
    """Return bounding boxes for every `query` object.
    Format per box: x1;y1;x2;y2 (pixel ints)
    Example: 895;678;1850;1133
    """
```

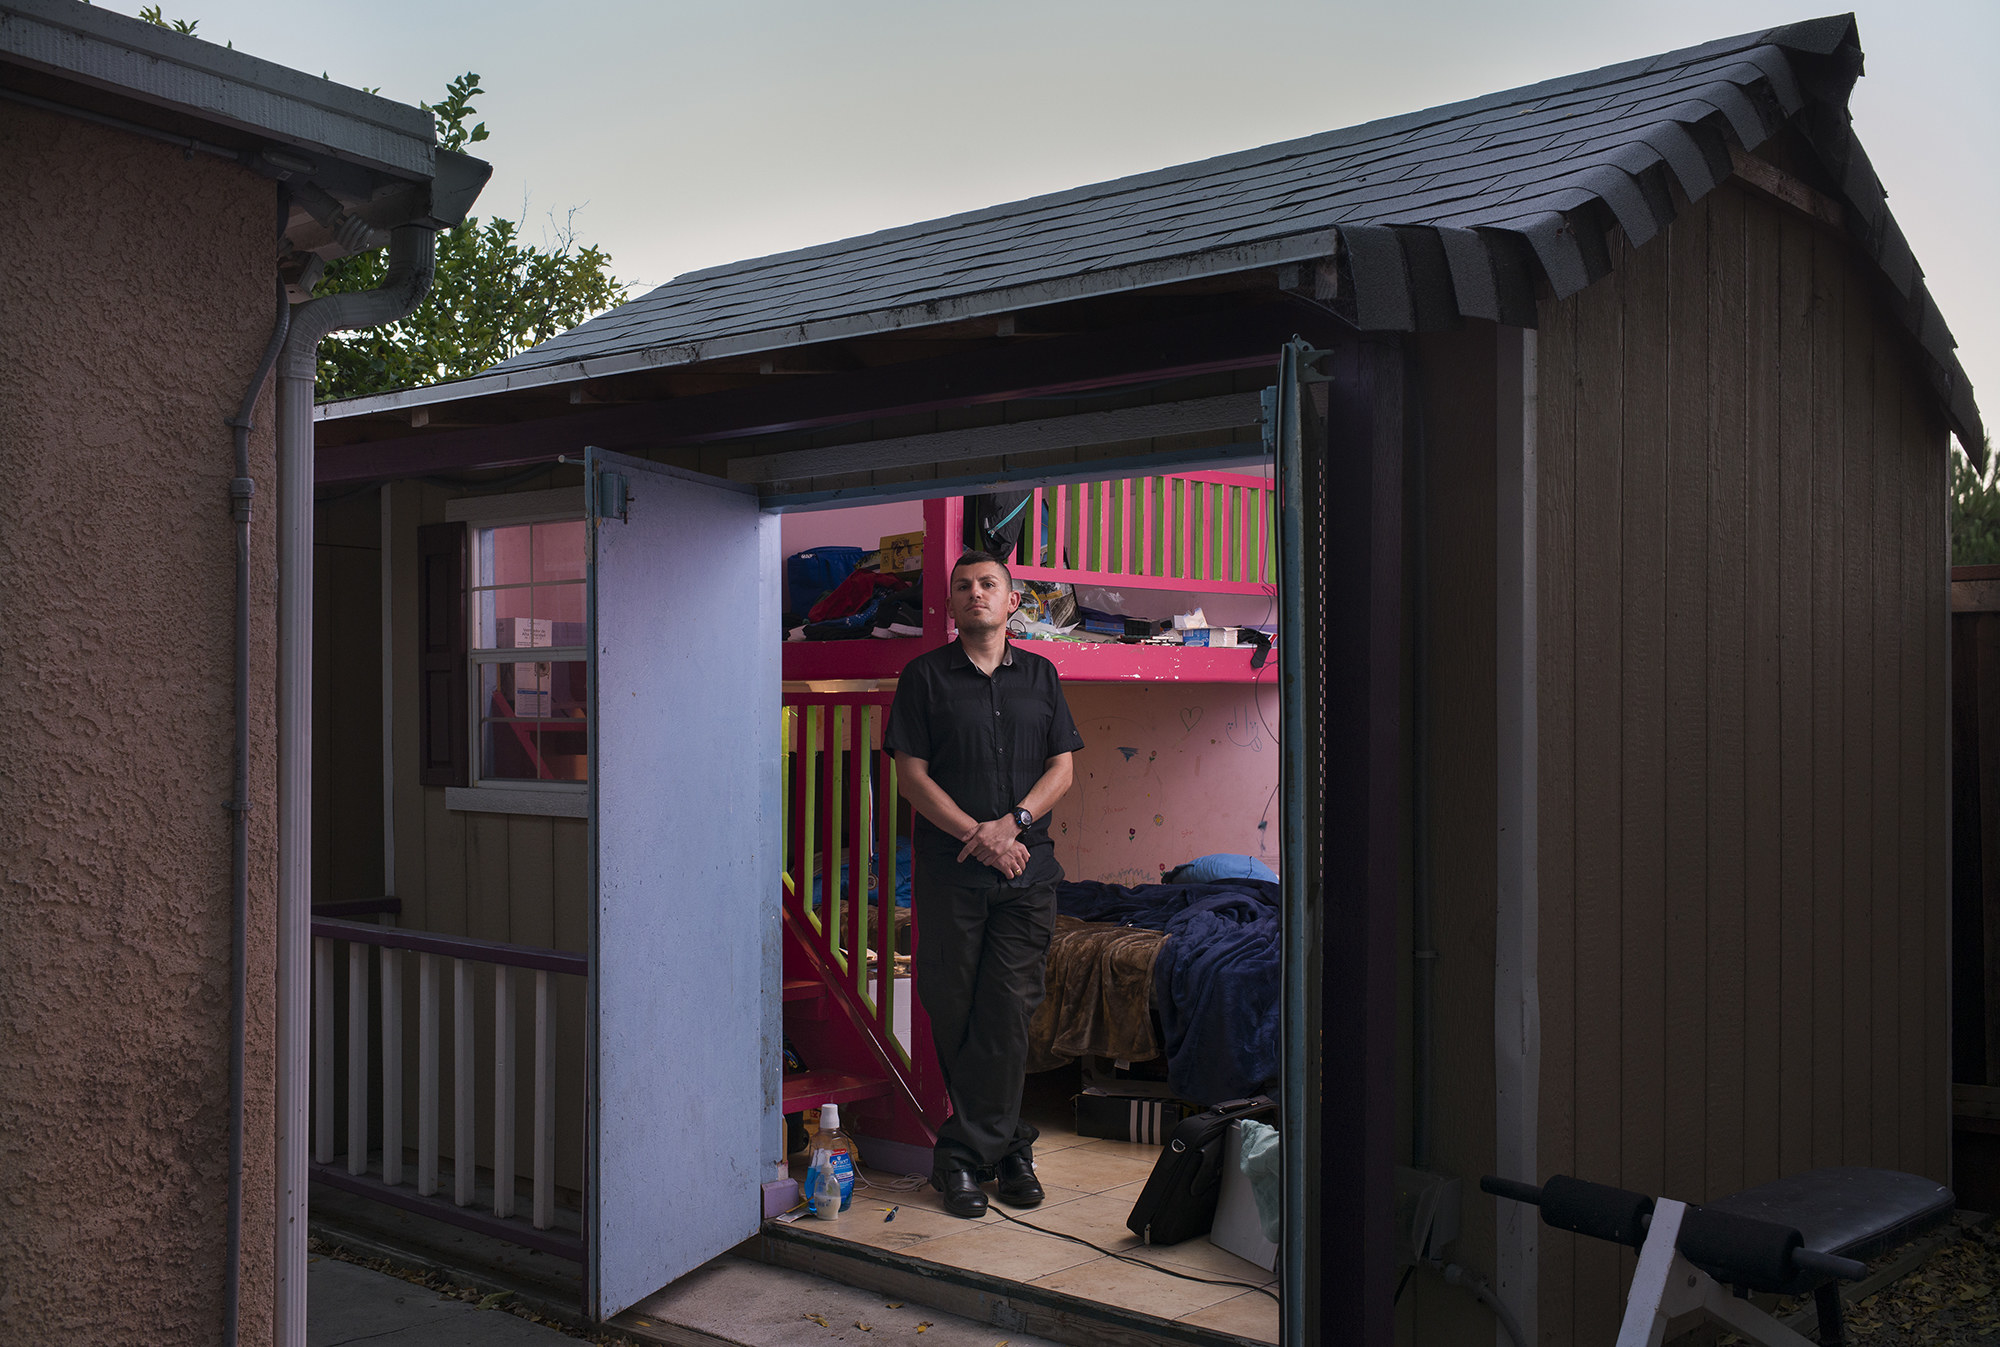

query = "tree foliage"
309;73;627;401
1952;437;2000;566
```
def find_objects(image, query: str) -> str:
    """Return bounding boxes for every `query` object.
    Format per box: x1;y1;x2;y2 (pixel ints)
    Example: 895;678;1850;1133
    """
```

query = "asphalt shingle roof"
479;13;1978;449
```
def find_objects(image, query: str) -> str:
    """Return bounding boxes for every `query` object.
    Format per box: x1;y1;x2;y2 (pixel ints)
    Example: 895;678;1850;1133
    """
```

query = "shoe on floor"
932;1166;988;1218
995;1150;1044;1208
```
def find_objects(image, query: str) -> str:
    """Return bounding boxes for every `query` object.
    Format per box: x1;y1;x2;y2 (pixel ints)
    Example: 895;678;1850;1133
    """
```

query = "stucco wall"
0;103;279;1339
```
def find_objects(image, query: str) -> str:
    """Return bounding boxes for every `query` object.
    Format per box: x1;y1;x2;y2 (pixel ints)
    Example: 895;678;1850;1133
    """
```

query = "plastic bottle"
805;1103;858;1218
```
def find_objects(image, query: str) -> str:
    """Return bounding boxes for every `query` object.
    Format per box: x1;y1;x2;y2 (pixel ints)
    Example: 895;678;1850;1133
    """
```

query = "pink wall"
1050;680;1281;886
781;502;925;559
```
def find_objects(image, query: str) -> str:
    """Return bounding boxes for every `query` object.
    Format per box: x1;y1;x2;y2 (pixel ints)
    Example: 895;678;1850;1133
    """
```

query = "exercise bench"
1482;1168;1954;1346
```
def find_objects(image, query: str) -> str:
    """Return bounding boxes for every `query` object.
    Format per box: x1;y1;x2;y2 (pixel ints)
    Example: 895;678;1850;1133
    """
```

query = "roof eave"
313;226;1344;422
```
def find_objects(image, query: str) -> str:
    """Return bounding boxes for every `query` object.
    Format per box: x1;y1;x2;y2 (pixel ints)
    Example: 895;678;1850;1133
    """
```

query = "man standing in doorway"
887;551;1083;1218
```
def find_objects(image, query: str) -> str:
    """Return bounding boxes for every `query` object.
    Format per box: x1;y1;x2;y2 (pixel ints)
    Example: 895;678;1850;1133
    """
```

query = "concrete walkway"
616;1256;1061;1346
308;1251;1062;1347
308;1255;574;1345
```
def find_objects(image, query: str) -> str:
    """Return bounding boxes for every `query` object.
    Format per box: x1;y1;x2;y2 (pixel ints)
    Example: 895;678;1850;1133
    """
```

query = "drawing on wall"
1153;814;1164;826
1116;746;1137;761
1179;707;1202;732
1225;695;1264;753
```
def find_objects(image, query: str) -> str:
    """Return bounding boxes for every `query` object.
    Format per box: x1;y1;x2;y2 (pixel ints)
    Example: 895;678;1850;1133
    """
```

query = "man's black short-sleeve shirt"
886;640;1084;888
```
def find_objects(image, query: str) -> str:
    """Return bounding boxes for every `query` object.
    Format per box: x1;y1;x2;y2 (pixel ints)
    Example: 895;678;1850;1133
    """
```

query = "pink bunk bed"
778;469;1277;1149
782;472;1276;684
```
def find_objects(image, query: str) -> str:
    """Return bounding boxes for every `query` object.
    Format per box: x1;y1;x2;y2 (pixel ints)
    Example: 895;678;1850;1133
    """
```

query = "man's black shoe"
995;1151;1044;1208
932;1167;988;1218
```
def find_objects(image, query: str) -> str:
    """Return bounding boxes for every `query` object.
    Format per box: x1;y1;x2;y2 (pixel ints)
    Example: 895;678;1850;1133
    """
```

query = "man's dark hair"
951;550;1014;587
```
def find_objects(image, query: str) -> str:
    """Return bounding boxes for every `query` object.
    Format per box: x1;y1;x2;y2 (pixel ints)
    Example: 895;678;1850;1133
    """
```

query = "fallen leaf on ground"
476;1291;513;1310
885;1301;903;1308
803;1311;830;1327
856;1321;873;1331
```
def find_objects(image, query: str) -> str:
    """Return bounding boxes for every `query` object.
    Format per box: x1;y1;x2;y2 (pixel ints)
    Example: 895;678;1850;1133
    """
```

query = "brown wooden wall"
1534;178;1951;1344
1397;321;1504;1345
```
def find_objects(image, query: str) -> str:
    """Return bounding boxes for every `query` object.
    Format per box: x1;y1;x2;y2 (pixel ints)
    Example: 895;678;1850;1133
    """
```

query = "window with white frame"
469;514;588;786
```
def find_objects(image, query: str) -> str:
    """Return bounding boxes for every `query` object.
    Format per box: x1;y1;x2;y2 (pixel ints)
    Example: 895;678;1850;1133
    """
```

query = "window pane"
483;524;532;587
534;520;586;584
478;663;539;780
477;587;538;650
535;580;586;642
540;660;589;781
478;661;588;783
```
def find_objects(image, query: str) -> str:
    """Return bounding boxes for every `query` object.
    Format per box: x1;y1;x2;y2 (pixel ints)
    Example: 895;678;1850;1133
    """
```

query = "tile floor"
784;1082;1278;1344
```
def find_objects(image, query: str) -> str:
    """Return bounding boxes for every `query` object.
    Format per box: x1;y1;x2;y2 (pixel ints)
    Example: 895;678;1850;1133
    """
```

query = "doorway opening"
761;479;1284;1345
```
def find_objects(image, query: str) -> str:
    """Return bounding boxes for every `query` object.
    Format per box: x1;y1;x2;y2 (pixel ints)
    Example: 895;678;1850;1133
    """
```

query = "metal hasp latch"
596;470;629;524
1258;339;1335;457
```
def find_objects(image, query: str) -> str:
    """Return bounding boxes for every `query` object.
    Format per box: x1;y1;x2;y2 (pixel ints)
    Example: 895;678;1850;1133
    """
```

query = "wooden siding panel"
1807;223;1847;1169
1661;185;1710;1205
1703;181;1748;1203
1774;206;1817;1183
1412;323;1502;1347
1617;229;1671;1223
1570;254;1626;1339
1870;321;1905;1168
1896;356;1926;1177
1921;402;1949;1184
1740;193;1784;1191
1537;181;1950;1343
1838;247;1876;1167
551;816;589;1194
1536;291;1580;1347
507;817;557;950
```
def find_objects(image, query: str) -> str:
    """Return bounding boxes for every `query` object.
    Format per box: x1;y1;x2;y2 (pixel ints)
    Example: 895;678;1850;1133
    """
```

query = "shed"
308;14;1979;1346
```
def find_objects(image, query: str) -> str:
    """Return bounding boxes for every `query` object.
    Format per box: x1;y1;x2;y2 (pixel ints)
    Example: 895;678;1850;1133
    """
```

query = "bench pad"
1702;1167;1953;1294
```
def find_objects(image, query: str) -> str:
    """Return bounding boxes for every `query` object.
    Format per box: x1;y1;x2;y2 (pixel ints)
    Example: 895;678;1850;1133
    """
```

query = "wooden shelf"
1028;639;1268;682
782;634;1266;683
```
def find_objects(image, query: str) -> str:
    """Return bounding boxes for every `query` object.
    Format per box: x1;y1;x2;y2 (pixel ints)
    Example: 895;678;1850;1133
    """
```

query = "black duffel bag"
1125;1097;1275;1245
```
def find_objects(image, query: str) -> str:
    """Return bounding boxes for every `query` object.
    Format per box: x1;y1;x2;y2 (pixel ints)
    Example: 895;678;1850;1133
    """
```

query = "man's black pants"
913;875;1057;1173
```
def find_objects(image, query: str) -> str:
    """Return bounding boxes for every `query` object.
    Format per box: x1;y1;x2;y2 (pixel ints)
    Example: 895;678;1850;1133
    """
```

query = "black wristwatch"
1011;807;1034;830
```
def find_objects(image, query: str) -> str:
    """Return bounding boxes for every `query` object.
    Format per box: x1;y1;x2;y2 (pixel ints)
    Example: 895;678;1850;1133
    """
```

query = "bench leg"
1814;1283;1846;1347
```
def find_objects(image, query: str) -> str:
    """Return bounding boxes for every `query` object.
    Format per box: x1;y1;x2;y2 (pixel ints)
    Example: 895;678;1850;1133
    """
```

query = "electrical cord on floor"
854;1173;932;1195
841;1169;1278;1302
987;1205;1280;1302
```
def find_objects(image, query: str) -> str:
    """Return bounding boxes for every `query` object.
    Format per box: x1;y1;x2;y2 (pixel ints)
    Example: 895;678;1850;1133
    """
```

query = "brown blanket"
1026;916;1166;1071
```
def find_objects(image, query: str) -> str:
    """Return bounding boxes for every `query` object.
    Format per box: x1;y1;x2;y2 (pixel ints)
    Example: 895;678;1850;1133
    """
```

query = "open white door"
586;448;781;1321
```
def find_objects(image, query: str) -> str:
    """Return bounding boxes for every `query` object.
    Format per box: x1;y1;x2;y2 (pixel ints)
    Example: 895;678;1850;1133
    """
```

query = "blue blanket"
1057;878;1279;1105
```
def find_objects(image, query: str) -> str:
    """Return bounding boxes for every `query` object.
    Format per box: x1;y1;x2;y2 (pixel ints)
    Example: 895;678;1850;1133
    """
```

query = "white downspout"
273;226;435;1347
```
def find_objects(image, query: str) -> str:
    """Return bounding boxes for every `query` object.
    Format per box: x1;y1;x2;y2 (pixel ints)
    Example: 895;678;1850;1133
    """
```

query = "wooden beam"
1729;147;1845;231
313;299;1345;484
728;392;1262;485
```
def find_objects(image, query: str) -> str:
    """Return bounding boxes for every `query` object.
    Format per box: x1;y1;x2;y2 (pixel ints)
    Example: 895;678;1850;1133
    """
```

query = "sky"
108;0;1997;438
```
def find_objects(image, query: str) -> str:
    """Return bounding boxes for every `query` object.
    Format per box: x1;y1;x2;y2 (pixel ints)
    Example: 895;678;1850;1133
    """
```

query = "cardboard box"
879;530;924;573
1075;1087;1197;1145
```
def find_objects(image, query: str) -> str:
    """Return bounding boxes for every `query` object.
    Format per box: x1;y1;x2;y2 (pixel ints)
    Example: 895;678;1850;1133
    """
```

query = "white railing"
309;914;585;1252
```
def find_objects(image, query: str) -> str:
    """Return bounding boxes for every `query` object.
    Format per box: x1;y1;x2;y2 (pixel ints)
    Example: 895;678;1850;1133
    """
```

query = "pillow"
1168;853;1277;884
